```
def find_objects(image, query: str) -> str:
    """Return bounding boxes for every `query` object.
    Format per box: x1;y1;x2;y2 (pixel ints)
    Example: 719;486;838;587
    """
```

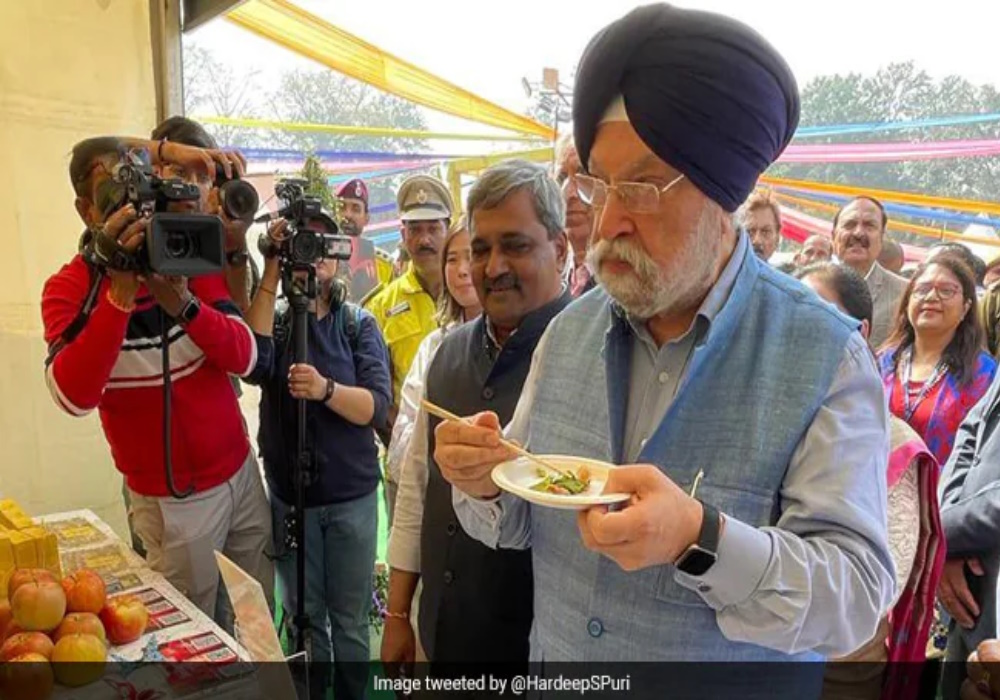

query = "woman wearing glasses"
878;254;996;467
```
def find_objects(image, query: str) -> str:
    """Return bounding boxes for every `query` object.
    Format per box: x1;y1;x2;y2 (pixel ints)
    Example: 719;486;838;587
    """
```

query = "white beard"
587;206;721;320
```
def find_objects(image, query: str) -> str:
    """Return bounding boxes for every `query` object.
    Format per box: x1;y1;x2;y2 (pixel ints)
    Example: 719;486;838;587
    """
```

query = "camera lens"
290;231;318;264
165;231;193;259
220;180;260;223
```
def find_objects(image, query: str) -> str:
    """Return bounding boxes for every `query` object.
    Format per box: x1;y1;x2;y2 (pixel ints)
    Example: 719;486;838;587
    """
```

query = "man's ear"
74;197;94;227
860;319;871;341
554;230;569;269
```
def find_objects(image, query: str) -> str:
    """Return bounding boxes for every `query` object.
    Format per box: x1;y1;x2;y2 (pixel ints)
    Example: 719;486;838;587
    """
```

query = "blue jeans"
272;490;377;700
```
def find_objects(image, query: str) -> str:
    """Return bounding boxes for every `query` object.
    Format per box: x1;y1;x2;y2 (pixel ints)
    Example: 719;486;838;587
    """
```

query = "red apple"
50;634;106;687
52;613;105;644
10;582;65;633
0;652;54;700
6;571;56;602
98;595;148;646
0;599;11;639
60;570;106;615
0;632;54;662
3;621;26;643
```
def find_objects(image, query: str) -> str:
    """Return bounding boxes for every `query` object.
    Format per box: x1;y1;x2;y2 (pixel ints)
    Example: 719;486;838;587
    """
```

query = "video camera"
256;179;353;267
86;149;225;277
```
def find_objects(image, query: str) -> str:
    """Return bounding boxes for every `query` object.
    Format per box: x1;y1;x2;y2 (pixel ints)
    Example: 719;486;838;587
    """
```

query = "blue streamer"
231;147;467;162
796;113;1000;139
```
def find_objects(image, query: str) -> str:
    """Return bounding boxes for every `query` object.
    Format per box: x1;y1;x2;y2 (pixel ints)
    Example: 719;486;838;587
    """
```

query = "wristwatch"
322;377;336;402
177;296;201;326
226;250;250;267
675;501;721;576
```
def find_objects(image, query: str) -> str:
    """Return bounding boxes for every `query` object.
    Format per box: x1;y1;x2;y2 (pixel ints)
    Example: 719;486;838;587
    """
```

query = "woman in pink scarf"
799;263;944;696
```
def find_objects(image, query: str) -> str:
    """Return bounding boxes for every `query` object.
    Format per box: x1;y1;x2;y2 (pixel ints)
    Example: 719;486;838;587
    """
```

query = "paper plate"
491;455;630;511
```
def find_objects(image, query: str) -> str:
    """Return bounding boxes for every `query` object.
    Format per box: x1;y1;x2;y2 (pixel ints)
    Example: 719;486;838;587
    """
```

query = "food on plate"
530;466;592;495
50;633;106;687
60;570;106;615
99;595;148;645
10;582;66;633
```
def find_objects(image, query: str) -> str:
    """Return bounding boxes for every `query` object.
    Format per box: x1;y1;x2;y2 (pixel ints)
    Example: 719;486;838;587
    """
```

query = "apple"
3;622;26;643
52;613;105;645
0;652;54;700
0;633;54;662
10;582;66;633
0;599;11;639
6;571;56;602
98;595;148;646
60;570;106;615
50;633;106;688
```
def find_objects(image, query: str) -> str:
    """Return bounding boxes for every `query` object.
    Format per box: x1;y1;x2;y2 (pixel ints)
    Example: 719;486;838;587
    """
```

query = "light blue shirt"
454;234;892;658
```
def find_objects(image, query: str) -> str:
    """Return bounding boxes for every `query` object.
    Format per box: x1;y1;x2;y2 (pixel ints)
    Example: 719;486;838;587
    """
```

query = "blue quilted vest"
525;246;854;664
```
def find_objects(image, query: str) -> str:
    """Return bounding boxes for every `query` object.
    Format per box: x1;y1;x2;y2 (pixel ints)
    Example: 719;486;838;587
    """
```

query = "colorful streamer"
771;188;1000;228
760;176;1000;216
779;139;1000;163
225;0;553;139
201;116;546;143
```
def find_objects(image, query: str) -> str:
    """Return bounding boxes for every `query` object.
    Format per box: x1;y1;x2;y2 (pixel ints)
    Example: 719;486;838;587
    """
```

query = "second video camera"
257;179;353;266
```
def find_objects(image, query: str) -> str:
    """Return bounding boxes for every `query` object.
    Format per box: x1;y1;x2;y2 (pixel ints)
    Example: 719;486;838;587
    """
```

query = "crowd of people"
36;3;1000;699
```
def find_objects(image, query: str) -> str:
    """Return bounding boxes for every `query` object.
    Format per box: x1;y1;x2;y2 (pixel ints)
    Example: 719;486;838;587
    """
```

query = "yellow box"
7;530;37;569
0;499;29;530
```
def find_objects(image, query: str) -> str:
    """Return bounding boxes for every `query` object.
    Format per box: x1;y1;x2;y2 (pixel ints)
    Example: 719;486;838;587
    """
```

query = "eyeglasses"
746;226;777;238
912;282;962;301
574;173;686;213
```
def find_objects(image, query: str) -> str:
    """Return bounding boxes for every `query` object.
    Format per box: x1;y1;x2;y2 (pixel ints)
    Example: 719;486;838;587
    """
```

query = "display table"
38;509;271;700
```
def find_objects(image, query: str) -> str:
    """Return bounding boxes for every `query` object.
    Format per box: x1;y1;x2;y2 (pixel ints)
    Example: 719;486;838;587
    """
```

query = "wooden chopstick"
420;399;573;479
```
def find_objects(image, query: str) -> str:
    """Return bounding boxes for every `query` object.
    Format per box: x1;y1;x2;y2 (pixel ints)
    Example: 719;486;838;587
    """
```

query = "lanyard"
899;349;947;422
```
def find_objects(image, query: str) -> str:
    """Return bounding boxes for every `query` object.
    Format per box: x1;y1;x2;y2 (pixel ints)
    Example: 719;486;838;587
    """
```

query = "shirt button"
443;570;454;585
446;522;457;536
658;371;670;384
698;584;712;593
482;386;495;400
587;618;603;638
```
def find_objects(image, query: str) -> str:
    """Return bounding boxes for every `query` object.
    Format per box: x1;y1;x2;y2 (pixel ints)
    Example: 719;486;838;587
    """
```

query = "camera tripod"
280;262;318;661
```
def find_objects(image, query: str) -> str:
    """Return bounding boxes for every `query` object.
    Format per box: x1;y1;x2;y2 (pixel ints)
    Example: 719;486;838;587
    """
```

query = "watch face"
677;547;717;576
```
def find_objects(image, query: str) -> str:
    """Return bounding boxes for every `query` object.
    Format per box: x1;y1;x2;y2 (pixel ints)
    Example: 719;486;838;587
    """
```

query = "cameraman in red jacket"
40;135;273;628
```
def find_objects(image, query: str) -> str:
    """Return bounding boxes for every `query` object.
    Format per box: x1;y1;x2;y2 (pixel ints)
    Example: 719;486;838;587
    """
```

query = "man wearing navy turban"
432;4;894;690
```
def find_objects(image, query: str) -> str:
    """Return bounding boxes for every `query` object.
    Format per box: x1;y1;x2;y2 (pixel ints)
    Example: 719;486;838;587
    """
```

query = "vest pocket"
654;483;776;608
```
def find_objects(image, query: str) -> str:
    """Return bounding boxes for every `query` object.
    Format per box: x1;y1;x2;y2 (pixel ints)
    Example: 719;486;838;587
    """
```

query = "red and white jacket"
41;255;256;497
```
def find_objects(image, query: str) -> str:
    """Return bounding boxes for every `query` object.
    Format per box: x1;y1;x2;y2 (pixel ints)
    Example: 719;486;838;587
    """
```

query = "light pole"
522;68;572;160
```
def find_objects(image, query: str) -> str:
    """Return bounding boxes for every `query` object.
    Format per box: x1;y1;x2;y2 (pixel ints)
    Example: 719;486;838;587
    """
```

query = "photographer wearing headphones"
41;135;274;628
244;216;391;700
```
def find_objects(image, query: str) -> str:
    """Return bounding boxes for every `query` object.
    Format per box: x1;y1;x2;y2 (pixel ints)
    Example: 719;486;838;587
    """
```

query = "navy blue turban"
573;4;800;213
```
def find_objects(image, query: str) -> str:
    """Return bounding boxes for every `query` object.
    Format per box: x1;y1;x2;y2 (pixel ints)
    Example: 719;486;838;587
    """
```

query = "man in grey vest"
382;160;570;671
832;196;908;348
432;5;894;694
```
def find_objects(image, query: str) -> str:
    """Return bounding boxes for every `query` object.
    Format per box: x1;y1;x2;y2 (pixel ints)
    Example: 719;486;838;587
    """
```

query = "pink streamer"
779;139;1000;163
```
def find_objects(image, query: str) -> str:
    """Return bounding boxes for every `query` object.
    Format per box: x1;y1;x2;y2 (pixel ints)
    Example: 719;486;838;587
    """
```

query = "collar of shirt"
483;291;573;355
863;261;879;281
624;232;749;350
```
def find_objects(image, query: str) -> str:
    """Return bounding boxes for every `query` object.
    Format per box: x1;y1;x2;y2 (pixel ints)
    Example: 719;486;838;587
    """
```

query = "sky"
184;0;1000;152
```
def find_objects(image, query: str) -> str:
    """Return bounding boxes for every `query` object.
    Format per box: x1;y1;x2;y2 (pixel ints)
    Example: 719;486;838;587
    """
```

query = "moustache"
485;274;520;293
415;244;438;255
340;221;359;236
588;237;659;278
843;235;869;249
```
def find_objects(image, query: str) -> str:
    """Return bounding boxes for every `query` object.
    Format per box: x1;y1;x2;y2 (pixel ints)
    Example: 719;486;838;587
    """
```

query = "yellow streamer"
773;191;1000;248
445;148;554;208
198;115;546;143
762;176;1000;217
226;0;554;139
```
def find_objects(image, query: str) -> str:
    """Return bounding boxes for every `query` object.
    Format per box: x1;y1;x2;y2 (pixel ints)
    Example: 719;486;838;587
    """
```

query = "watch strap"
177;295;201;325
226;250;250;266
697;501;721;553
322;377;336;402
